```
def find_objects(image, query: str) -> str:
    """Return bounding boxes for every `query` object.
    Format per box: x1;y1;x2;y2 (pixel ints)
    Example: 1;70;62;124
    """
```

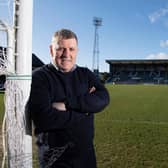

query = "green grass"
95;84;168;168
0;91;4;167
0;92;4;125
1;85;168;167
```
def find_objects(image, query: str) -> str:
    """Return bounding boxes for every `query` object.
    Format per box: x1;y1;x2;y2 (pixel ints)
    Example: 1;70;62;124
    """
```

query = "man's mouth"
61;59;71;62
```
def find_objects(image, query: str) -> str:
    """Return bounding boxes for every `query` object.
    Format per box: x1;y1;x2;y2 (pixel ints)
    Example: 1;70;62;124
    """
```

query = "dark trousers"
36;132;97;168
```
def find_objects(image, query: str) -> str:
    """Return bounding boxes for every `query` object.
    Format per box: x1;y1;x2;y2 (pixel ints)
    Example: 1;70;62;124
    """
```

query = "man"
27;29;109;168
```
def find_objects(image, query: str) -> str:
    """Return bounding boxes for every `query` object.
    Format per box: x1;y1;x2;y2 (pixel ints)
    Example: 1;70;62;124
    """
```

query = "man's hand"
89;86;96;94
52;102;67;111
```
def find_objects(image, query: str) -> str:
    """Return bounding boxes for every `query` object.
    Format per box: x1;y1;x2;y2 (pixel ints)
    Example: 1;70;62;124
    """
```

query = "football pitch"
95;84;168;168
0;84;168;168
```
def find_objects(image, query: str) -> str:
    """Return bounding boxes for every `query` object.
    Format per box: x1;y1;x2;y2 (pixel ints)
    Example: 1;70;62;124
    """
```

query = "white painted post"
15;0;33;167
7;26;15;73
6;0;33;167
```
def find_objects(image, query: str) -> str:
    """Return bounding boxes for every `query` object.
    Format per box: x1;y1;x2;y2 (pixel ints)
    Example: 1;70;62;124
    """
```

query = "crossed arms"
52;86;96;111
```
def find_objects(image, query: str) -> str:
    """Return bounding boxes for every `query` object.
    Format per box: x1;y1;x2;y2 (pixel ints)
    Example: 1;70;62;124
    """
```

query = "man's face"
50;38;78;72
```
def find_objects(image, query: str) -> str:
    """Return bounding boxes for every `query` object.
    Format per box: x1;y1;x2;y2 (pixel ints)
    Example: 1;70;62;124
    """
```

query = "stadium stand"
106;59;168;84
32;53;44;69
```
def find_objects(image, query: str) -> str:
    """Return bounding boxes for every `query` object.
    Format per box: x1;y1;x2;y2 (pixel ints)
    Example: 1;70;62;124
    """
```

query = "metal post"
92;17;102;76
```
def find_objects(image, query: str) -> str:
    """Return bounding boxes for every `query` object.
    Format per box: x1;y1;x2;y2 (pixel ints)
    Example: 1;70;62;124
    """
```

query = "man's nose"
63;49;70;57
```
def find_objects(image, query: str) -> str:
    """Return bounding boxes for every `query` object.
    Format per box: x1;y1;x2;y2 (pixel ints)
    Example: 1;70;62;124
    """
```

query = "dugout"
106;59;168;84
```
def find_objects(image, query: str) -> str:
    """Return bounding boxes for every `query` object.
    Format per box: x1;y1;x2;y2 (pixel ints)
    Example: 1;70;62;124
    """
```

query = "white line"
101;119;168;125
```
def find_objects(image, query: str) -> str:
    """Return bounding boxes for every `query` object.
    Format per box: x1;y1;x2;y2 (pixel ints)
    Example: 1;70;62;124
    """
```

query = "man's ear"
49;45;53;56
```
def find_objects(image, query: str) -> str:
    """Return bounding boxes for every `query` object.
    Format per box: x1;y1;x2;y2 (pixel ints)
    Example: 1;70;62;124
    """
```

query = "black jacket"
27;64;109;167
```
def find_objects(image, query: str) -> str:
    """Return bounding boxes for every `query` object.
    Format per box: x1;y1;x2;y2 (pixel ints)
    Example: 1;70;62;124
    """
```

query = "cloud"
146;52;168;59
160;40;168;48
148;7;168;23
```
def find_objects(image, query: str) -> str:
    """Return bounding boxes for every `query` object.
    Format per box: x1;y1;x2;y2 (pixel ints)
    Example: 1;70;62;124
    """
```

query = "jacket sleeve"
66;69;110;114
27;70;86;133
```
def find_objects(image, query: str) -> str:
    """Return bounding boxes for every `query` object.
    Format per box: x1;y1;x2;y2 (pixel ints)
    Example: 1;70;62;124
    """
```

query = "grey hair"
51;29;78;44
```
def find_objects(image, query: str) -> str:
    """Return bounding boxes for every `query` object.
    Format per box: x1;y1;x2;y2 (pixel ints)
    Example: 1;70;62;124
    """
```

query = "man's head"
50;29;78;72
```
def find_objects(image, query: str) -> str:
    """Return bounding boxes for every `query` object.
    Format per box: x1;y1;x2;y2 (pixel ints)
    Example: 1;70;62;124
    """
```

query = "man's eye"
57;48;63;51
70;48;75;51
